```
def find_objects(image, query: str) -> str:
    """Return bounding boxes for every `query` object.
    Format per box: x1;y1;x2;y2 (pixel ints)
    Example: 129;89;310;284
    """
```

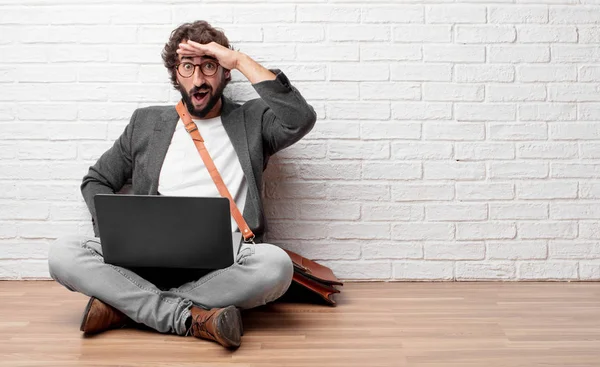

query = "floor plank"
1;281;599;366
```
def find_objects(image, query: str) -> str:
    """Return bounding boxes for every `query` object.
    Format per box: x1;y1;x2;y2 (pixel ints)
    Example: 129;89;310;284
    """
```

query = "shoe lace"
185;311;216;339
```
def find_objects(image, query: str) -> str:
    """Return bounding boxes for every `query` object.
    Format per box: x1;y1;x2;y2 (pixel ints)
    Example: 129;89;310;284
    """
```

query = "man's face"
175;54;227;119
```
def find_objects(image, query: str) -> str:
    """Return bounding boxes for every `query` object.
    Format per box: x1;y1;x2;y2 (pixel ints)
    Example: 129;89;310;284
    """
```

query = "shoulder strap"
175;100;255;243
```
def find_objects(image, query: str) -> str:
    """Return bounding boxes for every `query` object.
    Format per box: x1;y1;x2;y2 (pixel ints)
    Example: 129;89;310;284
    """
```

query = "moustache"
190;85;211;94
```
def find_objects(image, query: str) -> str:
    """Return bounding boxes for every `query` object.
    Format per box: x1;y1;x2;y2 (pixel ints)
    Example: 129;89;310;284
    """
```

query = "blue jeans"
48;235;294;335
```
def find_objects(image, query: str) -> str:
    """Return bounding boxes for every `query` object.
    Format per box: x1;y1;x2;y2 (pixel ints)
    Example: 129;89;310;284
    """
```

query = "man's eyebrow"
180;55;217;61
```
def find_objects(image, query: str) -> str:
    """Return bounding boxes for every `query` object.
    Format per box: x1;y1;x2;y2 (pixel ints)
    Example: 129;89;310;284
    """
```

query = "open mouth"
193;91;209;104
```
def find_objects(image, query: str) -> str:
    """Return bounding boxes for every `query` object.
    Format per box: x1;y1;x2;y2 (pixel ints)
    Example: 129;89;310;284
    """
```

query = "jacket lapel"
220;97;259;214
146;106;179;194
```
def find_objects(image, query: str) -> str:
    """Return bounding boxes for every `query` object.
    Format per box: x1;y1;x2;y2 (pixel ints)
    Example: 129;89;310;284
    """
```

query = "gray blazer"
81;70;317;243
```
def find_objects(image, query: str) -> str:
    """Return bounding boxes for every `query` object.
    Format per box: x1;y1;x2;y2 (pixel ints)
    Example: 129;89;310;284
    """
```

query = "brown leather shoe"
186;305;243;349
80;297;130;335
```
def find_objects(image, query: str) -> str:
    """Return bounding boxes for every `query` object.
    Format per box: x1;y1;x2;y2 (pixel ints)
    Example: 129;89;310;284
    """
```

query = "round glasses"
175;60;219;78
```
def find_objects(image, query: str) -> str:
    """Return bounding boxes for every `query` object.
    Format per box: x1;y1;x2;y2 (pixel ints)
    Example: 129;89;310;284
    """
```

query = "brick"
552;163;600;178
456;26;516;43
391;64;452;82
424;45;485;62
455;64;514;82
277;141;327;160
393;25;451;43
264;181;327;200
361;122;421;140
427;5;486;24
363;243;423;260
489;46;550;63
423;83;484;101
267;221;328;241
549;241;600;259
548;84;600;102
362;203;423;221
517;142;578;159
487;241;547;260
519;221;577;239
328;102;390;120
517;25;577;42
172;6;233;23
329;223;391;240
552;45;600;62
490;122;547;141
392;102;452;120
426;204;487;221
550;123;600;140
519;103;576;121
360;44;421;61
362;162;421;180
518;261;578;280
581;183;600;199
263;25;324;43
489;203;548;220
363;6;424;23
323;261;391;280
330;63;389;81
392;141;453;159
297;44;359;61
580;261;600;280
361;82;420;100
424;161;485;180
327;183;390;201
581;143;600;159
517;181;577;200
487;84;546;102
550;203;600;219
579;26;600;43
0;202;49;221
425;242;485;260
328;141;390;159
298;162;361;180
456;183;514;201
550;6;600;24
329;25;390;41
392;222;454;240
457;222;516;240
392;184;454;202
579;104;600;120
455;103;516;121
490;161;548;179
297;6;360;23
455;142;514;160
18;142;77;160
489;6;549;24
517;65;576;82
234;6;294;23
393;261;453;280
456;262;515;280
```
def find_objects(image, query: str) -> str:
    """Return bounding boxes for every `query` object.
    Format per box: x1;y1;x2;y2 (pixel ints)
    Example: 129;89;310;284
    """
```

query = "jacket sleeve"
80;109;137;237
252;69;317;156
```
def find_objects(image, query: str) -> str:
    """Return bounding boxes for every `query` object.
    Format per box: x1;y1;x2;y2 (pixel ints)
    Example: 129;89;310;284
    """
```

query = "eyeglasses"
175;60;219;78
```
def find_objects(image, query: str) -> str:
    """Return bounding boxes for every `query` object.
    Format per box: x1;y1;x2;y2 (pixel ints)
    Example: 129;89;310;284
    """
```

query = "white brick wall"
1;1;599;281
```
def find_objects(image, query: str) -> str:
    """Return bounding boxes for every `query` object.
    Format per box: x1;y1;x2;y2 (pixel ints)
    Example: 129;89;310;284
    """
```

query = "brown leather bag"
176;101;343;305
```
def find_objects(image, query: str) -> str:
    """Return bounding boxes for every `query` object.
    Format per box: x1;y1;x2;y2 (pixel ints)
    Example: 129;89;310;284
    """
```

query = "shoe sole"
216;306;243;349
80;297;97;333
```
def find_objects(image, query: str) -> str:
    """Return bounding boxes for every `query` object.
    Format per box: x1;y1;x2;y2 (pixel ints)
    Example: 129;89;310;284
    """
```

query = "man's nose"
192;66;206;87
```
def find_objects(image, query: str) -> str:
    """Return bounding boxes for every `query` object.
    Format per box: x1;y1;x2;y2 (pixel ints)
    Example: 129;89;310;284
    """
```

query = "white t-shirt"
157;116;248;232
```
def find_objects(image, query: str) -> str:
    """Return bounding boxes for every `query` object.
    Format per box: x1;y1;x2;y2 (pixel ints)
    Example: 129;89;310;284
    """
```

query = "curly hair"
161;20;233;90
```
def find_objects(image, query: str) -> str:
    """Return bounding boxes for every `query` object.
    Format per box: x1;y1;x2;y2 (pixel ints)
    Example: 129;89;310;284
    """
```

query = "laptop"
93;194;243;271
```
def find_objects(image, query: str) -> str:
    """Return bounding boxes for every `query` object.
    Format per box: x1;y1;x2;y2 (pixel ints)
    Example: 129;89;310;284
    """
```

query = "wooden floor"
1;281;600;367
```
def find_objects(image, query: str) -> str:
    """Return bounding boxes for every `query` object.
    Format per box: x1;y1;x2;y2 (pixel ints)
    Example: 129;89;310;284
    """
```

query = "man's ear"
224;69;231;82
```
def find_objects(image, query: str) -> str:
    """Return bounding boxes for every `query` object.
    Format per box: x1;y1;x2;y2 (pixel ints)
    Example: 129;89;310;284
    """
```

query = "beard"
178;79;226;119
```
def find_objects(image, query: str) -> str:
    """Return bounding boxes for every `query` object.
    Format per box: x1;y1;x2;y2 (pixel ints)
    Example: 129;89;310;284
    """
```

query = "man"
48;20;317;349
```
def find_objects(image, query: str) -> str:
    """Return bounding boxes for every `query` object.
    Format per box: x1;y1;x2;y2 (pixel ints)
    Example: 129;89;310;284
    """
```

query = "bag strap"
175;100;256;243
